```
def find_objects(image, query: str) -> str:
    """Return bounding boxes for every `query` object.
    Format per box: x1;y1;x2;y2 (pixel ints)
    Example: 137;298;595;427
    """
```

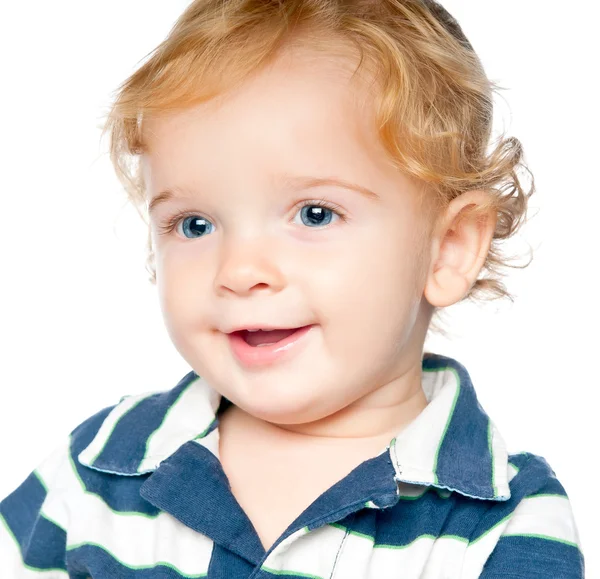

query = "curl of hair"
100;0;535;336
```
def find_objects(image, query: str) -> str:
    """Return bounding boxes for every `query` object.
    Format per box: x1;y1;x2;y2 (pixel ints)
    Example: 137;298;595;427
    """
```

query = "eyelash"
156;198;348;236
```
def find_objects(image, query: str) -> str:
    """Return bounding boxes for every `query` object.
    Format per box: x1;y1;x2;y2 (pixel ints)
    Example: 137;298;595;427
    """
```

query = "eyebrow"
148;174;380;215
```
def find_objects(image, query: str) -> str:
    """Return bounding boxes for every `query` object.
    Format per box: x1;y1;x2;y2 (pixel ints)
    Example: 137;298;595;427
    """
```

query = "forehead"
143;45;369;140
140;46;395;190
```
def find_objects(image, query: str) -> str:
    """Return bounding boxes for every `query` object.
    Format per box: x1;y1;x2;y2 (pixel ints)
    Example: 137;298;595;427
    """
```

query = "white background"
0;0;598;575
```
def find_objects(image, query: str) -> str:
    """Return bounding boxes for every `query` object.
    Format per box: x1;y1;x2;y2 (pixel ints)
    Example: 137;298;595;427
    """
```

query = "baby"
0;0;585;577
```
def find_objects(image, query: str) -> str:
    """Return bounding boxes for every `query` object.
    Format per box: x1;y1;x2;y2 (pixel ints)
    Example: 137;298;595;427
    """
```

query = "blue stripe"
529;476;567;497
206;544;255;578
338;447;576;548
507;452;531;470
480;535;585;578
507;451;566;498
426;356;496;499
0;472;46;551
140;441;265;565
92;372;198;475
470;453;569;543
339;490;496;545
70;405;160;516
297;451;399;530
140;439;398;564
0;473;66;571
22;515;67;571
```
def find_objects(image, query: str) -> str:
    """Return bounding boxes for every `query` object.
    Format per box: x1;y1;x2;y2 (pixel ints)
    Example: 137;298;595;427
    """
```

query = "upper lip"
224;324;312;334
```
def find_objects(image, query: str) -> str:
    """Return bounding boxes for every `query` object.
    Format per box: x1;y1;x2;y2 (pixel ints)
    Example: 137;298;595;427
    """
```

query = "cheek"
316;229;422;343
316;227;421;301
156;257;206;327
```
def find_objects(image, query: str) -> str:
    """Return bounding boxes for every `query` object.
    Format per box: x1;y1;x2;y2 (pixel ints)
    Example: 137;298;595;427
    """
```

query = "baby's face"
141;45;434;426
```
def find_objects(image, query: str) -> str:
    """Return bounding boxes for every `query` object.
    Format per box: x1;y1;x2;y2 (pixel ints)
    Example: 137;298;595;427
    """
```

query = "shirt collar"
77;353;510;501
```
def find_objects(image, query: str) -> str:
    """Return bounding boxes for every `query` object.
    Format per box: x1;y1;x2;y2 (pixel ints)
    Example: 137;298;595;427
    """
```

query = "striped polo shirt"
1;353;585;578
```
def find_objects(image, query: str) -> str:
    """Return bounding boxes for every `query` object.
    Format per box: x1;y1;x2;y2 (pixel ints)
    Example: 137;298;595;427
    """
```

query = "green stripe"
508;461;521;474
261;566;323;578
375;533;468;549
41;512;67;533
193;420;216;440
469;492;574;546
328;522;469;548
468;512;512;545
67;541;207;577
329;522;374;541
502;533;579;549
33;470;48;492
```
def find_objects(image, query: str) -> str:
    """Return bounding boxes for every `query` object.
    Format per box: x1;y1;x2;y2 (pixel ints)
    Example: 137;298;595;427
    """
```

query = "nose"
213;237;285;296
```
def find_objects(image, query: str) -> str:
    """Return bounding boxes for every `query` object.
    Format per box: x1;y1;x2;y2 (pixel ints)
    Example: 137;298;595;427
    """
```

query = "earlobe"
423;190;497;308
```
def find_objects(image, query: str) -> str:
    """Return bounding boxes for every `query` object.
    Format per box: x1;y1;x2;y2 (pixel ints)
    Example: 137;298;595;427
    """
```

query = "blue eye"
158;200;346;239
157;213;214;239
181;215;213;239
295;200;344;228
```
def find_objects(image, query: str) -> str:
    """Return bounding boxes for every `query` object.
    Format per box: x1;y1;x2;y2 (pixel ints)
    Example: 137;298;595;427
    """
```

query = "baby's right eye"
158;211;214;238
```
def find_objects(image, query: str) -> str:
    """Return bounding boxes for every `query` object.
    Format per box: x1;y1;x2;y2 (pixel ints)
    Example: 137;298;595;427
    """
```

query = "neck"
219;365;428;451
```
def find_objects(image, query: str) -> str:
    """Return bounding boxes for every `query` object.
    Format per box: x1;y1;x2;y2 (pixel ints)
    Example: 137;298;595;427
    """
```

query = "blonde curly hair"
101;0;534;337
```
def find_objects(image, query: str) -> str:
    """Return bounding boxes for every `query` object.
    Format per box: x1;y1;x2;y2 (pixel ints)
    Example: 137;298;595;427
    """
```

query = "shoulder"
73;369;209;476
1;374;186;507
0;393;159;572
461;451;585;579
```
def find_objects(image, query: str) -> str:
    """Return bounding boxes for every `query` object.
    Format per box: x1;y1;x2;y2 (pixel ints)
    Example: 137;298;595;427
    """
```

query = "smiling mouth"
226;324;316;368
236;327;310;347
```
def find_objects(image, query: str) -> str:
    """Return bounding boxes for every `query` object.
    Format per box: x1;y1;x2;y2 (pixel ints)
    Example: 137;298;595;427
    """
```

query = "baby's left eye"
293;200;346;228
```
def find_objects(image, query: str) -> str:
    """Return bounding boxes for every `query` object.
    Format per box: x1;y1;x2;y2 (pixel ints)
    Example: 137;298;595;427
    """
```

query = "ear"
423;190;497;308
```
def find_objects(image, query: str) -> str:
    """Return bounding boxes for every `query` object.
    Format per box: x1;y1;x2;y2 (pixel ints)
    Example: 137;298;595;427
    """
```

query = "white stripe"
263;524;348;576
489;421;510;498
507;462;520;483
262;527;311;567
37;438;78;532
397;482;430;499
331;529;465;578
137;375;217;472
39;438;214;575
77;390;159;468
263;525;345;577
367;535;438;578
0;516;68;578
462;494;582;578
389;367;459;485
264;525;472;578
502;494;581;547
192;426;221;459
65;498;214;574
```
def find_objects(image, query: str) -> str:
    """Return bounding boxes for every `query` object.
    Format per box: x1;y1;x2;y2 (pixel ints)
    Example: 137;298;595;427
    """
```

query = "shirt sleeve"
0;438;71;577
478;494;585;578
474;454;585;579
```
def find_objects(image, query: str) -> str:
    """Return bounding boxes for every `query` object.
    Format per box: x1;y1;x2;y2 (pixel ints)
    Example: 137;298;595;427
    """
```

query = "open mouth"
227;324;315;368
235;327;309;347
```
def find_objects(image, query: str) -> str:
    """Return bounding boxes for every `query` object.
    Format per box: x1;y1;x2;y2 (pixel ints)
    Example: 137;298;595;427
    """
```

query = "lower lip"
227;325;315;368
